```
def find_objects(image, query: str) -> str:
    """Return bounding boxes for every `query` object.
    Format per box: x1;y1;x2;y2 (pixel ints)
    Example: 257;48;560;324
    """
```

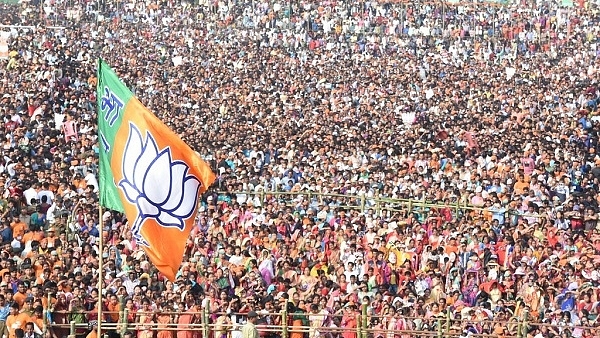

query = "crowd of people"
1;0;600;337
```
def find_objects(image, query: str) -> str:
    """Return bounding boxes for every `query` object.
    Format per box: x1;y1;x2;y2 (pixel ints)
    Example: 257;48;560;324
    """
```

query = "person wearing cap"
10;218;26;244
123;272;140;295
241;311;259;338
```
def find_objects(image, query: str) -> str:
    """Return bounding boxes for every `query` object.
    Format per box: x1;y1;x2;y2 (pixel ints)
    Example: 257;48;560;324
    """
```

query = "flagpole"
98;205;104;337
97;58;104;338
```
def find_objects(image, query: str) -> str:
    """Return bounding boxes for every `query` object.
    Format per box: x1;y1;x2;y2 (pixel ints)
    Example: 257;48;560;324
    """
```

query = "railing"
46;305;598;338
211;190;548;224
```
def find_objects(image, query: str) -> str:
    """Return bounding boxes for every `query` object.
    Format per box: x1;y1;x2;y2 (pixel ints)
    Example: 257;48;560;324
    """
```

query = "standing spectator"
155;305;174;338
176;301;199;338
241;311;258;338
6;303;28;338
0;294;10;338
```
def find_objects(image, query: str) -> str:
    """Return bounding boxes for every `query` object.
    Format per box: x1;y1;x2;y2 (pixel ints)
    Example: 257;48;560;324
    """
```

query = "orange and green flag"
97;59;215;281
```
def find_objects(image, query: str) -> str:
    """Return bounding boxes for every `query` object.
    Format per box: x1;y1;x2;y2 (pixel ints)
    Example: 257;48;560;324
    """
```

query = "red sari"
341;312;357;338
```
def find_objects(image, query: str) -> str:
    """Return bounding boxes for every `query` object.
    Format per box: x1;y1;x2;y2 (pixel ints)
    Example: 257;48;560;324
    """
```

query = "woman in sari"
297;267;318;298
394;307;410;338
282;260;299;286
156;305;174;338
124;298;137;324
461;271;480;307
382;306;397;338
340;304;358;338
177;302;200;338
215;312;232;338
290;302;310;338
308;304;324;338
258;250;274;285
68;298;87;338
136;299;154;338
51;293;70;338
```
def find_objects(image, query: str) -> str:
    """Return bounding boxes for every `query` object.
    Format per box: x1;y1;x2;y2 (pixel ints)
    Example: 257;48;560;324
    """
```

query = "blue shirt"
89;226;100;238
0;304;10;321
0;227;12;243
81;225;100;237
490;207;507;225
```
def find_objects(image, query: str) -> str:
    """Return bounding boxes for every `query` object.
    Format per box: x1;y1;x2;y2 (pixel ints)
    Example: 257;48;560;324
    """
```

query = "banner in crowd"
96;58;215;281
0;32;9;59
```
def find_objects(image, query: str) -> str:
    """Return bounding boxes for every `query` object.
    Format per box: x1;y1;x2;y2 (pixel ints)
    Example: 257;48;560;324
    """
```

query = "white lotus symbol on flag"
118;123;201;247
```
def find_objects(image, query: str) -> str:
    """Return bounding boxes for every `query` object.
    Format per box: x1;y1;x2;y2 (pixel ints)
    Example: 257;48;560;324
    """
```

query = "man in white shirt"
23;183;39;205
343;261;360;282
37;183;54;205
24;321;42;338
121;271;140;294
84;169;99;192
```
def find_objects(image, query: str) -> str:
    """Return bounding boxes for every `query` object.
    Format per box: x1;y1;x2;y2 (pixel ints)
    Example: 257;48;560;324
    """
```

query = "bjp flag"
97;59;215;281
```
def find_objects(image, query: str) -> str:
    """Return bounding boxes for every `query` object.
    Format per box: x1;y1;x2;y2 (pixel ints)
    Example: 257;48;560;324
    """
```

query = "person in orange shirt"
445;289;460;307
5;303;30;338
105;294;121;323
31;254;47;281
10;217;26;242
512;175;529;196
29;306;44;331
40;292;55;312
21;232;44;251
444;237;459;256
12;283;28;309
72;173;88;193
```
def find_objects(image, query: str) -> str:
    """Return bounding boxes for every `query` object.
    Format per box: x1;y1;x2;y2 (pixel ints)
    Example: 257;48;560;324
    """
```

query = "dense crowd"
1;0;600;337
